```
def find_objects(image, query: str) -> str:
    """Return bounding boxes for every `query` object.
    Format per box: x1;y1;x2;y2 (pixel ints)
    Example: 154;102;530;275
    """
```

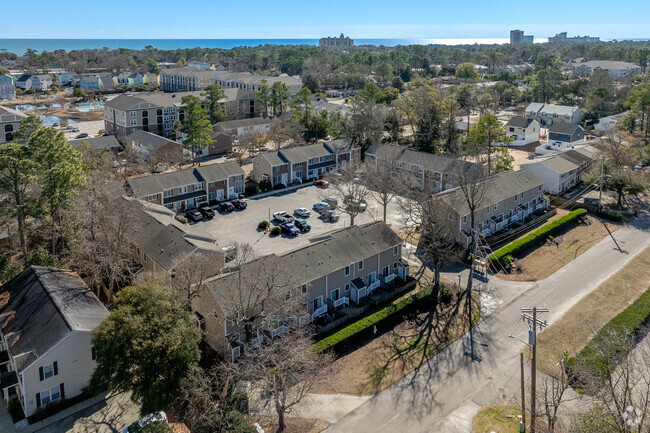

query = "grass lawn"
536;245;650;376
312;291;479;396
472;404;525;433
496;215;621;282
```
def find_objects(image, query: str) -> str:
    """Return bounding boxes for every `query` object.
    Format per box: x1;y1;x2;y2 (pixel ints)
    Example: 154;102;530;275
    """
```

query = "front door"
331;288;340;301
367;272;376;285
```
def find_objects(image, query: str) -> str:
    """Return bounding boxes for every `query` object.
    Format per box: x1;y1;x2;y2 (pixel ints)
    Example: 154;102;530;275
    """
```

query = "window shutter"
60;383;65;399
36;393;41;408
39;366;44;381
53;361;58;376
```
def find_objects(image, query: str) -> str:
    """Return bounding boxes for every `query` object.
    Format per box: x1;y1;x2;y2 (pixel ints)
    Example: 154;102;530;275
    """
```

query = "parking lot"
193;185;407;257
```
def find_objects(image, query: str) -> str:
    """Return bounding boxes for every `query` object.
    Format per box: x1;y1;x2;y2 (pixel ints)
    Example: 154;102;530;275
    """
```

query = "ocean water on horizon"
1;38;511;55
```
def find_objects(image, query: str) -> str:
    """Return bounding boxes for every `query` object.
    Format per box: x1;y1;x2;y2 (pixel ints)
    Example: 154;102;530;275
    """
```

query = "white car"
294;208;311;218
122;411;167;433
273;211;294;223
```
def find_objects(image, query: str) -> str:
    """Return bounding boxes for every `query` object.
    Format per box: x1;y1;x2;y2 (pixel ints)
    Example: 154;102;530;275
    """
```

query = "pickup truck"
273;211;294;223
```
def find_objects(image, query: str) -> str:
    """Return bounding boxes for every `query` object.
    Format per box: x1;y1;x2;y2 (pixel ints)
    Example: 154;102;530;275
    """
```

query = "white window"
130;119;137;126
301;284;308;294
520;193;524;199
358;260;364;271
40;385;61;406
344;265;350;276
163;189;173;198
179;186;188;194
393;262;399;270
130;111;136;117
344;283;350;292
208;181;216;188
331;288;340;301
393;246;399;256
462;215;468;224
514;195;518;202
382;266;389;276
42;362;55;379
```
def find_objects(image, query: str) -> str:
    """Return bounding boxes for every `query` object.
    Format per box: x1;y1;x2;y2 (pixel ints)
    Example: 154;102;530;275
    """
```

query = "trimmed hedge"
596;209;624;222
489;209;587;265
568;287;650;382
313;287;435;353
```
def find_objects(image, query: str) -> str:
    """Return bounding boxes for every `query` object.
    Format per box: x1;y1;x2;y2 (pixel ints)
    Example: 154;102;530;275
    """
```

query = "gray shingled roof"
325;138;357;153
0;267;108;372
549;122;583;135
217;117;275;130
539;155;579;173
506;116;536;128
127;130;179;150
574;60;640;70
204;221;401;315
367;143;477;175
440;170;544;216
69;135;120;151
526;103;579;117
260;151;287;167
196;161;244;182
280;143;333;163
0;106;28;120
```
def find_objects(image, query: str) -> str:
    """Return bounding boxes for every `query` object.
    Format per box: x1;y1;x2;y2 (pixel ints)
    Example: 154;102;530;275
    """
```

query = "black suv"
198;205;215;218
186;209;203;222
232;199;247;210
219;202;235;212
294;219;311;232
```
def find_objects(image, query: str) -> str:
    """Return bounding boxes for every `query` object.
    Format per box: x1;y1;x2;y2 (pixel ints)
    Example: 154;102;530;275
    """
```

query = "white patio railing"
367;280;381;295
312;305;328;319
333;296;349;308
269;324;289;338
385;273;397;284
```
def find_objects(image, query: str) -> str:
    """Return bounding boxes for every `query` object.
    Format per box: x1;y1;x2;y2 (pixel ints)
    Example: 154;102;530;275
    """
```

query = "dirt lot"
536;245;650;376
507;141;540;170
312;291;477;396
496;215;621;282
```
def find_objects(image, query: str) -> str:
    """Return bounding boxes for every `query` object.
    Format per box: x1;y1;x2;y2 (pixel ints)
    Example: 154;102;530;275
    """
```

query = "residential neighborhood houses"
0;105;27;144
524;102;582;127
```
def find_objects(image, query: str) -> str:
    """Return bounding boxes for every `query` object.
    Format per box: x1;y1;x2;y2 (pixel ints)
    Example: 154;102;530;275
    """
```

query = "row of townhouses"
125;161;246;211
192;221;409;361
159;68;303;95
524;103;582;127
251;139;361;186
521;145;598;194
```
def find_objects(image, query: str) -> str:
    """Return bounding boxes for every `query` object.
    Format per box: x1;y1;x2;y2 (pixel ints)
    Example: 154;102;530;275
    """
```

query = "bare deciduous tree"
325;164;370;226
365;163;398;223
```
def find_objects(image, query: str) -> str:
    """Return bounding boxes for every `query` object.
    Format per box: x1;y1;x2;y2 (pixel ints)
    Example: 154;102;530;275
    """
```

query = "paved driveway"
193;185;406;257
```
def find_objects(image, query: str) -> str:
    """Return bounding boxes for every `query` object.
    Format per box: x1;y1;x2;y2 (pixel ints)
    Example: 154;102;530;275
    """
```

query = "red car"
315;179;329;188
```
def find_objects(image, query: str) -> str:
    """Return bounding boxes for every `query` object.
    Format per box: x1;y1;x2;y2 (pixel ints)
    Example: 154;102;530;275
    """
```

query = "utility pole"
521;307;548;433
520;352;526;432
598;155;604;211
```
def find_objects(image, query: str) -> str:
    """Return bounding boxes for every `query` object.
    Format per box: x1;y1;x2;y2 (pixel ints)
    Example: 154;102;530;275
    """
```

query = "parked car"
294;207;311;218
75;132;89;139
198;205;215;218
122;411;168;433
294;219;311;232
313;202;330;211
322;210;340;222
324;197;338;209
315;179;329;188
346;198;367;212
232;199;247;209
219;202;235;212
273;211;294;223
186;209;203;222
280;222;299;236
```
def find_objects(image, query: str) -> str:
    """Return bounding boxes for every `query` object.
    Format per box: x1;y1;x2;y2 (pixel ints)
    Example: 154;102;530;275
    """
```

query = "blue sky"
1;0;648;39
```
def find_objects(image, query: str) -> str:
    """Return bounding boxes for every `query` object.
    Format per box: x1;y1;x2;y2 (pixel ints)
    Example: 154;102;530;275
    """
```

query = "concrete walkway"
293;394;371;424
0;399;17;433
324;213;650;433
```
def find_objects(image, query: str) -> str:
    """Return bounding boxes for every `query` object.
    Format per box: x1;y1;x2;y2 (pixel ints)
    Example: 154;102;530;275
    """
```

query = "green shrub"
502;254;514;267
313;287;435;353
258;220;270;230
489;209;587;265
259;180;272;192
569;287;650;383
270;226;282;236
8;398;25;422
245;182;259;197
72;87;85;97
596;209;624;222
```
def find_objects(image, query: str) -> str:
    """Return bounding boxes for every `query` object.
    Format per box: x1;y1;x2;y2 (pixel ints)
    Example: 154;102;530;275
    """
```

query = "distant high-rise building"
319;33;354;47
548;32;600;43
510;30;534;44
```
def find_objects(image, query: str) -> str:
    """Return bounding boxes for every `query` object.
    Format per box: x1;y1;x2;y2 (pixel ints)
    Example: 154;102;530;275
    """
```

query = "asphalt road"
324;213;650;433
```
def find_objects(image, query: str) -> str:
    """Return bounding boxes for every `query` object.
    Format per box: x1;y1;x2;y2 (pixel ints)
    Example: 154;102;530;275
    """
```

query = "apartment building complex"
525;103;582;127
0;267;108;417
192;221;408;360
125;161;246;210
364;143;478;192
0;106;27;144
159;68;302;95
251;140;361;186
439;170;548;248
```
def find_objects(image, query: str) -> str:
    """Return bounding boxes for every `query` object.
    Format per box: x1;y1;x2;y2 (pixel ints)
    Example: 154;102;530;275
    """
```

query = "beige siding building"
193;221;408;361
160;68;303;95
0;267;108;418
0;106;27;144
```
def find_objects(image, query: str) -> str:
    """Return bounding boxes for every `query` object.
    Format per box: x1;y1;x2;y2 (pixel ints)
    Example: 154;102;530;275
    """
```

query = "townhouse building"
572;60;641;80
0;74;16;100
0;106;28;144
15;74;52;91
159;68;302;95
125;130;184;162
525;103;582;127
104;90;260;140
125;161;246;211
57;73;76;86
0;266;109;418
439;170;548;248
192;221;408;361
250;140;361;186
505;116;540;145
521;154;580;194
121;198;222;277
79;75;102;91
365;143;477;192
214;117;277;139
